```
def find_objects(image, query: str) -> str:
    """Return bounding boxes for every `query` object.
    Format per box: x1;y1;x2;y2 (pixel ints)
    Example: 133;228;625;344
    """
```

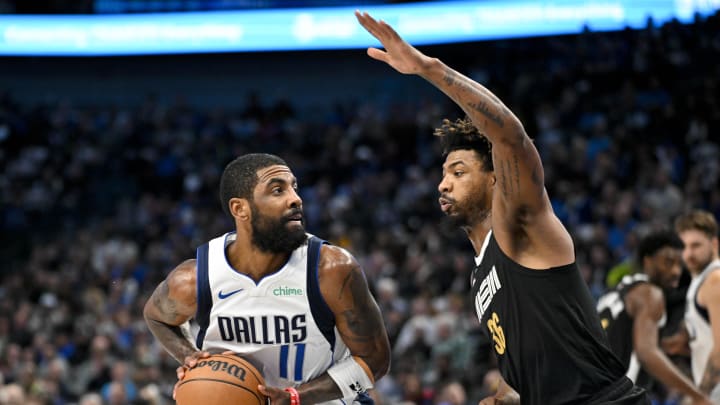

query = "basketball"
175;354;266;405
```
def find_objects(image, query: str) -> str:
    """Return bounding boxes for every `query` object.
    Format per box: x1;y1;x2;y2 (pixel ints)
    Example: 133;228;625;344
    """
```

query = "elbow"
495;117;528;146
372;358;390;382
142;300;152;321
371;344;391;381
142;300;158;326
375;354;390;380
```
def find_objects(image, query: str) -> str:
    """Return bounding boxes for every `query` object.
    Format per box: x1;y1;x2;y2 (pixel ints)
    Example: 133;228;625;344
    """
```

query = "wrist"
284;387;300;405
418;57;442;78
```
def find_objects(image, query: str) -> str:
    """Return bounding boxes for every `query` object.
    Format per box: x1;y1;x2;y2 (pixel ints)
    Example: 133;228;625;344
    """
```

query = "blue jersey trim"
306;236;336;349
195;243;211;349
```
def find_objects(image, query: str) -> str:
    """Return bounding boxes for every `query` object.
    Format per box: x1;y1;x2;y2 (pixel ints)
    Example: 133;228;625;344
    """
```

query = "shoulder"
317;244;366;290
699;270;720;303
704;269;720;285
318;244;360;274
166;259;198;295
625;281;664;316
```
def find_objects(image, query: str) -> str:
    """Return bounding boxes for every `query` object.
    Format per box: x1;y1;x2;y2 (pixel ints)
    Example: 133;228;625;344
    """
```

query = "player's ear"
642;255;651;271
229;198;251;221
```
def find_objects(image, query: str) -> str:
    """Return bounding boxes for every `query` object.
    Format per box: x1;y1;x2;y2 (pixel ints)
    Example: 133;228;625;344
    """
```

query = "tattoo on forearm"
469;101;505;128
146;317;196;364
443;69;481;98
700;360;720;394
443;67;509;129
442;70;456;86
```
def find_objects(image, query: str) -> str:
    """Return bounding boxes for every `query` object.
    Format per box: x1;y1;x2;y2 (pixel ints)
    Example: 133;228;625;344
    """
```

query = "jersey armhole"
307;236;337;349
195;243;211;350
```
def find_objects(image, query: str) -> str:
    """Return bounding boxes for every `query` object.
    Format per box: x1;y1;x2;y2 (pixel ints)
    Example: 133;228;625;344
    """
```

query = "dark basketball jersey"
597;274;664;387
471;232;648;404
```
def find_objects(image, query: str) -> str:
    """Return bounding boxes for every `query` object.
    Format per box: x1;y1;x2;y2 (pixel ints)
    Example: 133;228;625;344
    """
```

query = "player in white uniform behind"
144;153;390;404
674;210;720;401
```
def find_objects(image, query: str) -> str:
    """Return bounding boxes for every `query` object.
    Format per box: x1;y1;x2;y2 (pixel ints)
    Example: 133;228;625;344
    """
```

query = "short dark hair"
219;153;287;217
434;117;493;171
636;229;684;265
674;210;719;239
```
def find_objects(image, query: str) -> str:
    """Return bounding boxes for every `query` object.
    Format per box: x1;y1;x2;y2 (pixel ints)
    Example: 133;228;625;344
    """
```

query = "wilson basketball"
175;354;266;405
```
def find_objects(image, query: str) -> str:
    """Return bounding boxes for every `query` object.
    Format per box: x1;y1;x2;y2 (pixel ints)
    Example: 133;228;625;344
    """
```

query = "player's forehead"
256;165;296;184
678;229;711;244
442;150;480;170
653;246;682;258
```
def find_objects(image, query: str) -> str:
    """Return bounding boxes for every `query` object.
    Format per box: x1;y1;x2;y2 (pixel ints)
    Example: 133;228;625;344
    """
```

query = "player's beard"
444;191;491;229
250;204;307;254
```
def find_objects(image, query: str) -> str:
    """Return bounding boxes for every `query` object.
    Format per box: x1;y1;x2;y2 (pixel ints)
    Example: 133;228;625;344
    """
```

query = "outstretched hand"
354;10;433;75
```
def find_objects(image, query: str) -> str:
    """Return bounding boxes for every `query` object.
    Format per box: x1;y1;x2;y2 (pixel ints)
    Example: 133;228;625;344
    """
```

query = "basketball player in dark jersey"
355;11;648;404
597;230;711;404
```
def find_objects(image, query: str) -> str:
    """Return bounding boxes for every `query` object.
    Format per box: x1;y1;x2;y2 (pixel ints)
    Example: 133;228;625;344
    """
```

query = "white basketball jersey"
193;232;351;404
685;259;720;385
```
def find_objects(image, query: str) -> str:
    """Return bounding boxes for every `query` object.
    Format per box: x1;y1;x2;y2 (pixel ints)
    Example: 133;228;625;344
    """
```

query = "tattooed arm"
143;259;201;364
699;272;720;397
261;244;390;404
355;11;573;267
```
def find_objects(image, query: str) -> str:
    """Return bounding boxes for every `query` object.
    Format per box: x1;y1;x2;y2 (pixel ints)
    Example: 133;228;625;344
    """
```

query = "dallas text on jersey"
217;314;307;344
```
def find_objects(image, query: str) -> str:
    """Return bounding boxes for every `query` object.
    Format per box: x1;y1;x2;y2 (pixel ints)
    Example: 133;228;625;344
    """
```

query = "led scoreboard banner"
0;0;717;56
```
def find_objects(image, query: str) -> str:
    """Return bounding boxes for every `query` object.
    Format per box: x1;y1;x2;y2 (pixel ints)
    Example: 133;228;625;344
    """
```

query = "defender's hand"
354;10;433;75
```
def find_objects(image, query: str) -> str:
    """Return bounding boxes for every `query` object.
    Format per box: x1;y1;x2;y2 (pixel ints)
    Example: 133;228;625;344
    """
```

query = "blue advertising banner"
0;0;717;56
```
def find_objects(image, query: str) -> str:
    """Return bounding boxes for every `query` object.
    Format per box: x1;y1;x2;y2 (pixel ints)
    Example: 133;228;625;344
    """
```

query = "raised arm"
143;259;203;365
627;285;710;404
355;11;573;266
261;245;390;404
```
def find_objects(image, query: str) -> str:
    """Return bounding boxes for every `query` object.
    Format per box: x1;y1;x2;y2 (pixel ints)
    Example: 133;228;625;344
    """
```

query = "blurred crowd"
1;11;719;405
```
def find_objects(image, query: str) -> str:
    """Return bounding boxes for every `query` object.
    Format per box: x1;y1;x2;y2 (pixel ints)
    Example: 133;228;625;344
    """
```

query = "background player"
675;210;720;401
597;229;711;404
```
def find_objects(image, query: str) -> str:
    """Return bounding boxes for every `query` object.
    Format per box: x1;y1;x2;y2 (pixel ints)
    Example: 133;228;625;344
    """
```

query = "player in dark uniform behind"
355;11;648;404
597;230;711;404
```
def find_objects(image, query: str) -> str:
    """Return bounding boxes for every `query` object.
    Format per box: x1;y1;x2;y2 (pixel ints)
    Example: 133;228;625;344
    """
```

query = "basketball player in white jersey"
144;153;390;404
674;210;720;401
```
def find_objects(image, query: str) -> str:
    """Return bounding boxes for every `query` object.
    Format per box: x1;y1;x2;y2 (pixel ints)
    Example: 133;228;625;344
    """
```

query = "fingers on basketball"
175;353;266;405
